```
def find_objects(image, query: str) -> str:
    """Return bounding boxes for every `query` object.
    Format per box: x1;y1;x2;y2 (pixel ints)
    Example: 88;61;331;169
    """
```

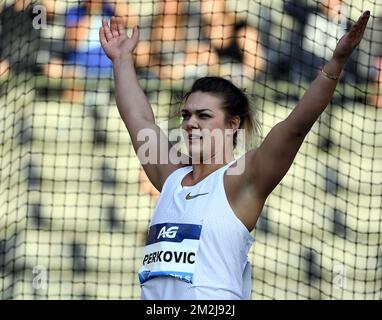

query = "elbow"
293;126;309;138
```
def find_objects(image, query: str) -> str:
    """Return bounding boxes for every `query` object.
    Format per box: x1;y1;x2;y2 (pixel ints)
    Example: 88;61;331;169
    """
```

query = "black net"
0;0;381;299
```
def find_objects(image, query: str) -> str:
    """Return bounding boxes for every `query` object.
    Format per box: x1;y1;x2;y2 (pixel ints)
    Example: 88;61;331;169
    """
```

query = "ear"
228;116;241;134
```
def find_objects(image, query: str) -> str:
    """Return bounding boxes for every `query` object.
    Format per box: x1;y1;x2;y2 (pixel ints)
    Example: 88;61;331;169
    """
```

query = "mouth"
188;135;203;143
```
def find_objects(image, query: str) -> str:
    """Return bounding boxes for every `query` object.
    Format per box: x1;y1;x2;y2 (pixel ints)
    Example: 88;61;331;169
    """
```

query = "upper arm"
240;119;307;199
124;114;188;192
217;119;306;231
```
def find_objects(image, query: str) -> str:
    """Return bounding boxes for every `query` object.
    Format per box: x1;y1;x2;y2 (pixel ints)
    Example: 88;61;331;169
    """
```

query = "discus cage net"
0;0;382;299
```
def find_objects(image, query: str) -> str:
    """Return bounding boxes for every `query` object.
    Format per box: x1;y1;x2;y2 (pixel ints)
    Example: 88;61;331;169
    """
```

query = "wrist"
113;54;134;66
322;58;346;79
320;68;340;81
328;55;347;69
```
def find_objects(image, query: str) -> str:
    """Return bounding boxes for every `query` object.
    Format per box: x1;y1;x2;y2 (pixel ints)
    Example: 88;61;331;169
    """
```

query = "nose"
186;114;199;131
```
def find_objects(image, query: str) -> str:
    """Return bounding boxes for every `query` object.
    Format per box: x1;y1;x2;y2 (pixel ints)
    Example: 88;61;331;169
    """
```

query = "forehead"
184;91;222;111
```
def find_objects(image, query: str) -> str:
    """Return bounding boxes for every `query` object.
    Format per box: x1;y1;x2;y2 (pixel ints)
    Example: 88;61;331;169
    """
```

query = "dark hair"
181;76;260;150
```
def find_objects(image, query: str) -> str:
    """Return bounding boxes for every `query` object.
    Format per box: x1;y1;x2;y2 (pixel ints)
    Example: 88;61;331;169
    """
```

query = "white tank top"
139;161;254;300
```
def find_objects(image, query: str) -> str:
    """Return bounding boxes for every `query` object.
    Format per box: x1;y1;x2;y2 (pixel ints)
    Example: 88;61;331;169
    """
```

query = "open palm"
333;11;370;61
99;17;139;61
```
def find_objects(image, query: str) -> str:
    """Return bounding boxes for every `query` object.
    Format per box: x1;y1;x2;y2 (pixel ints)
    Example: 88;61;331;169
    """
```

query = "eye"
199;114;210;119
181;112;190;119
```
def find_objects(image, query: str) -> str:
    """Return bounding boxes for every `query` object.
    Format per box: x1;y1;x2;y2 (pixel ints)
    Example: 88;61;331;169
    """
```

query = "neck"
189;153;235;181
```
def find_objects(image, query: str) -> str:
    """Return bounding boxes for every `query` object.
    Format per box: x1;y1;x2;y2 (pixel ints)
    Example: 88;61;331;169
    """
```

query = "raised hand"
99;16;139;61
333;10;370;62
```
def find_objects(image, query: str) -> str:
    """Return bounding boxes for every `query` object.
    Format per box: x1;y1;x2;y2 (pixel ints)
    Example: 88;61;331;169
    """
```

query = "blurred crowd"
0;0;381;106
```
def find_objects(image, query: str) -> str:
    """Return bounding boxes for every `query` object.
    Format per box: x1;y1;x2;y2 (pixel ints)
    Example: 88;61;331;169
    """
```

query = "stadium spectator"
46;0;137;102
281;0;318;82
357;14;382;82
138;0;219;81
357;14;382;107
64;0;137;75
302;0;358;82
0;0;50;76
369;56;382;108
199;0;265;82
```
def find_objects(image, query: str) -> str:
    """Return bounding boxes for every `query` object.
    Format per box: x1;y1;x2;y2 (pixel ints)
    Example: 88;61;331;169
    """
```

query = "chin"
186;143;216;164
188;151;202;162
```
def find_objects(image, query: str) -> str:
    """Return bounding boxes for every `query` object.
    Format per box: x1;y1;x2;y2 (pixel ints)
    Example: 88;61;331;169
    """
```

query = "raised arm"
100;17;187;191
244;11;370;200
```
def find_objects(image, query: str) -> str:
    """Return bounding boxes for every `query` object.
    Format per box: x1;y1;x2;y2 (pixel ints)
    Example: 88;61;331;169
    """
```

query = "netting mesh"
1;0;382;299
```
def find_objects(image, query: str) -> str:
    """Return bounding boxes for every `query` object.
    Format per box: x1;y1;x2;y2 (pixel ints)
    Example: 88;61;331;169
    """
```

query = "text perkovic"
142;251;196;265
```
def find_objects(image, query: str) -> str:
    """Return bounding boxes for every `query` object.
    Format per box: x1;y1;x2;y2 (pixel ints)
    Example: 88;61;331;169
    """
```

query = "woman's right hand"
99;16;139;61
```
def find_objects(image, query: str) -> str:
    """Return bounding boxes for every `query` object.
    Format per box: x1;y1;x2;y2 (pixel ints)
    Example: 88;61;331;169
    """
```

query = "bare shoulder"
151;162;190;191
224;150;266;231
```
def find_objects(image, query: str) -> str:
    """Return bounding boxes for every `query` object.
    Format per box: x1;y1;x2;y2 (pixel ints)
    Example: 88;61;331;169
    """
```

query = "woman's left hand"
333;10;370;62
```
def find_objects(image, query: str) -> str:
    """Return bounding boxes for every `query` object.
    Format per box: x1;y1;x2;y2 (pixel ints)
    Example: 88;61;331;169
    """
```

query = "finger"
110;16;120;37
99;27;108;47
358;11;371;34
117;17;125;35
131;25;140;45
361;10;371;20
354;11;370;32
348;11;370;40
102;18;113;41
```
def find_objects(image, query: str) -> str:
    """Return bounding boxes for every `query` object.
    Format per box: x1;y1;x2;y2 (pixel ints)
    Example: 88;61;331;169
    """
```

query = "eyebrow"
181;108;214;113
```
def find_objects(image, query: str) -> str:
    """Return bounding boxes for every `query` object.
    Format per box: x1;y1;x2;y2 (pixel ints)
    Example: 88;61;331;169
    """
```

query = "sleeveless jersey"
139;161;254;299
